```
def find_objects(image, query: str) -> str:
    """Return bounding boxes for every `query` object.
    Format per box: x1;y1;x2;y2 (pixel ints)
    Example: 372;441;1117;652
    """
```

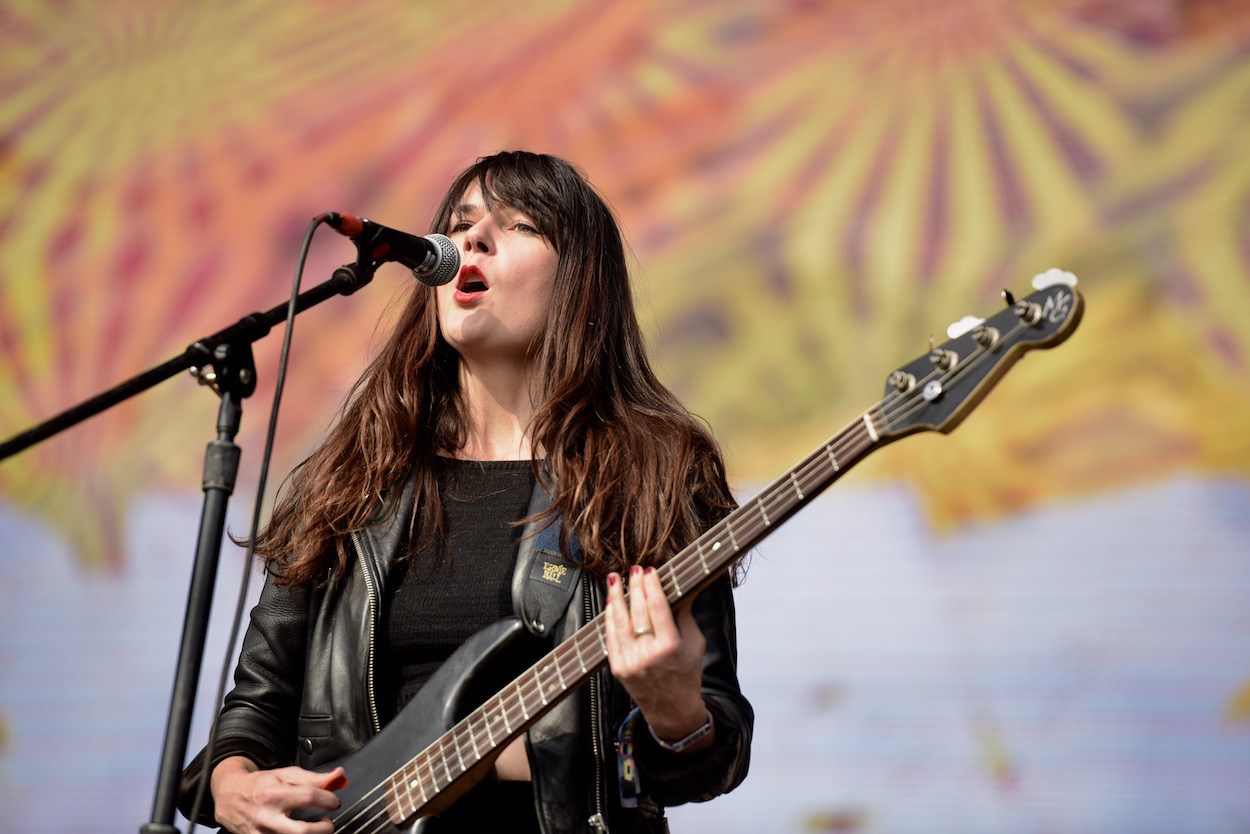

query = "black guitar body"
294;616;539;833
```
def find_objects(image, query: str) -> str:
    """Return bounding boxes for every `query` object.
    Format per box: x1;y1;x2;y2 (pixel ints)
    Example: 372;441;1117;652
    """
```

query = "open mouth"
457;265;489;294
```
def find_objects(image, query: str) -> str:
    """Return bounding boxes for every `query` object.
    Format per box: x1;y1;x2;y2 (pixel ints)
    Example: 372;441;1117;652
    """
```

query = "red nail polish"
608;573;618;587
630;565;641;577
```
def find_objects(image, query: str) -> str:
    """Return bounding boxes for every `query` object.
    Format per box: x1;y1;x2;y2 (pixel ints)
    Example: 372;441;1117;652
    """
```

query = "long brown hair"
255;151;737;585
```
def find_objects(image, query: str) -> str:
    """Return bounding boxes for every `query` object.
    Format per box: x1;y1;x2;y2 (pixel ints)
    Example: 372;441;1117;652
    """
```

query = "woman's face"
436;182;559;367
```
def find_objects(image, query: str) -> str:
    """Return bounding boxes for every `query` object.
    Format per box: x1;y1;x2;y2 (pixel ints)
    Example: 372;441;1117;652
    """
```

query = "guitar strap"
510;471;647;811
511;470;583;638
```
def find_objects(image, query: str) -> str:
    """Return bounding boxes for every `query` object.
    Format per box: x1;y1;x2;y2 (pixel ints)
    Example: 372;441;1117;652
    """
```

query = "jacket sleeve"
176;572;312;825
630;571;754;805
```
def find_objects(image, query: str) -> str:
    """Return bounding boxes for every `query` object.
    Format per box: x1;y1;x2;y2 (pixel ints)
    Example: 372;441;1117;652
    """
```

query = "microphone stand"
0;247;380;834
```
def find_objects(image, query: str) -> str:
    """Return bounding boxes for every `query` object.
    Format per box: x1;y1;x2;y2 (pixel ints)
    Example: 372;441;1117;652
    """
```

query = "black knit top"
377;457;538;722
375;458;542;833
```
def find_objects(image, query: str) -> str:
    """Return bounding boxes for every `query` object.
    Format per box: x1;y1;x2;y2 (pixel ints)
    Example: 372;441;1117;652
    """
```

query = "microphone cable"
184;213;331;831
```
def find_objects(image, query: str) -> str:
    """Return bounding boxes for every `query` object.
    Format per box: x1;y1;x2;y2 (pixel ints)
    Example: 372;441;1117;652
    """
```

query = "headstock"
878;269;1083;438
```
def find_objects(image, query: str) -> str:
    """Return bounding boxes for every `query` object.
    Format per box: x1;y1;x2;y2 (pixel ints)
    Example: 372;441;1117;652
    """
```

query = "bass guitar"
294;270;1084;833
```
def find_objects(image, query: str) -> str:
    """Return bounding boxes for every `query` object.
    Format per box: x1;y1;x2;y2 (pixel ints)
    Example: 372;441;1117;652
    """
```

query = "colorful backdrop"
2;1;1249;831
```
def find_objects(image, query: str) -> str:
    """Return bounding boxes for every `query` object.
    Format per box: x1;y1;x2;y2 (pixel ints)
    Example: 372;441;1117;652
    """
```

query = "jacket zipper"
350;530;383;736
586;578;609;834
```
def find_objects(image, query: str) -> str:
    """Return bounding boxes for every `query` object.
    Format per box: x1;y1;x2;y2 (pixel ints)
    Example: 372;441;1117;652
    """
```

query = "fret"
517;680;530;720
757;497;771;526
402;763;417;816
438;739;453;786
726;519;740;551
416;760;428;804
387;772;401;819
417;755;432;800
595;622;607;657
696;539;711;574
534;666;549;706
484;706;497;747
500;703;513;735
574;634;588;672
453;729;467;774
554;653;568;690
388;770;400;817
387;775;400;820
670;566;682;598
862;412;879;442
789;471;804;499
468;714;482;760
417;755;432;795
404;758;425;806
825;443;840;471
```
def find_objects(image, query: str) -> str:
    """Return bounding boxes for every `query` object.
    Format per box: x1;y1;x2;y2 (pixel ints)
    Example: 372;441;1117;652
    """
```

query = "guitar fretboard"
377;407;885;824
312;280;1083;832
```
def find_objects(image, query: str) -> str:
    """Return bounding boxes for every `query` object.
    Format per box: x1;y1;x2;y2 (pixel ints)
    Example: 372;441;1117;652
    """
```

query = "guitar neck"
656;408;883;605
379;408;884;825
357;278;1085;828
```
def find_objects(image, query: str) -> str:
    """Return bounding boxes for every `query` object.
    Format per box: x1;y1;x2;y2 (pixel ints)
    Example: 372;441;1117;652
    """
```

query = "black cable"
185;215;328;831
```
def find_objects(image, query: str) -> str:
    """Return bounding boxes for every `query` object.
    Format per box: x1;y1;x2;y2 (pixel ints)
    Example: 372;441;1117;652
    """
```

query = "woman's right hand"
210;756;344;834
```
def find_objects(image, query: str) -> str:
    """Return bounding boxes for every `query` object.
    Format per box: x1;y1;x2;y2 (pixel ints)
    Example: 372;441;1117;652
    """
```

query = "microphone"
324;212;459;286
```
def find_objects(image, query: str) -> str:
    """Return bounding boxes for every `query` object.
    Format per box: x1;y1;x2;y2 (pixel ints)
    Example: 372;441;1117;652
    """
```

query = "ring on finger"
633;625;655;638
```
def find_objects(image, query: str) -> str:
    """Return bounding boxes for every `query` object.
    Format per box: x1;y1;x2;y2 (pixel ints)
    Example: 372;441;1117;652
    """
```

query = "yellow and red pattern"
2;0;1249;570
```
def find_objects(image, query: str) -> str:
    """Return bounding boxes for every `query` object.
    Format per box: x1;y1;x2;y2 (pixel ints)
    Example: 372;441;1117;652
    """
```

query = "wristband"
649;708;714;753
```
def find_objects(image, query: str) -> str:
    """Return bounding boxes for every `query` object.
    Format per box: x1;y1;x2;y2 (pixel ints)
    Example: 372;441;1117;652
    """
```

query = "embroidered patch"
530;548;575;590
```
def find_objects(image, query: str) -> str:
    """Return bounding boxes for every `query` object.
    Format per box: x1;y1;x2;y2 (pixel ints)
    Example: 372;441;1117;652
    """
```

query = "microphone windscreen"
414;233;459;287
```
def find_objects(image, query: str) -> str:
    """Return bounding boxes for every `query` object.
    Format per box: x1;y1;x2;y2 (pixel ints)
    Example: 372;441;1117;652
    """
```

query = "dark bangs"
431;151;599;254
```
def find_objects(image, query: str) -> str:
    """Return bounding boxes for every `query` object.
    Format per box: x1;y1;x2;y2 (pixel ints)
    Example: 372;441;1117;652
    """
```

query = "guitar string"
334;314;1037;831
672;326;1011;582
339;333;1003;832
676;309;1041;600
351;322;1035;831
651;303;1053;608
661;320;1029;601
331;407;901;831
331;386;917;832
349;396;906;822
334;621;612;832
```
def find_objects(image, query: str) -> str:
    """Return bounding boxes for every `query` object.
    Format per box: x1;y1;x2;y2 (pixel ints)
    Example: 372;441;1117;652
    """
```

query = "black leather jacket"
179;475;753;833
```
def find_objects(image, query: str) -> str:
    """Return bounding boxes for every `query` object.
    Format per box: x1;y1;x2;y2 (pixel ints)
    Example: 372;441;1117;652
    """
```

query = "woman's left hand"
604;566;710;747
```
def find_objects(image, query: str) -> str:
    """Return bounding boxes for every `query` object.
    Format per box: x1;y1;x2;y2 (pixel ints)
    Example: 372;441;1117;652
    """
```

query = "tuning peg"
1031;268;1078;290
1013;299;1043;325
1002;289;1015;306
972;325;1000;348
888;370;916;392
929;348;958;370
947;315;985;339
